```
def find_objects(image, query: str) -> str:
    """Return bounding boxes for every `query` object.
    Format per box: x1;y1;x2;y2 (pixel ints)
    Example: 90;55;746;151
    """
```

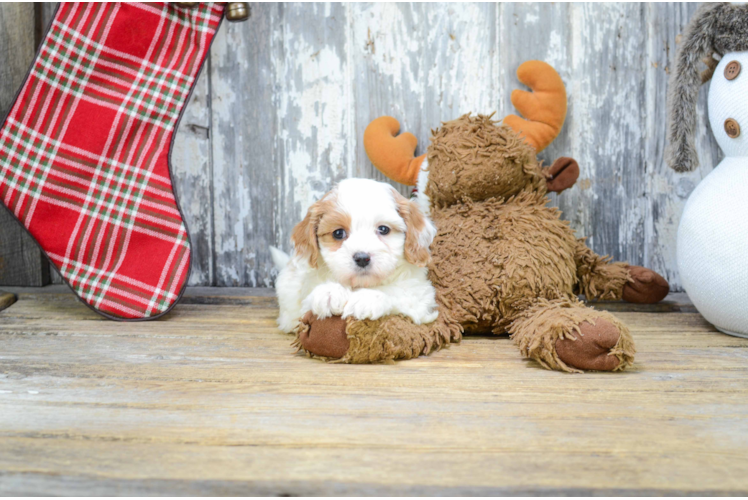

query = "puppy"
272;178;438;333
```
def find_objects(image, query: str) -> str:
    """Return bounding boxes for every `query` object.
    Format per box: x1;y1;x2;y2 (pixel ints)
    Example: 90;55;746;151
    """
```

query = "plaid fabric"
0;3;224;319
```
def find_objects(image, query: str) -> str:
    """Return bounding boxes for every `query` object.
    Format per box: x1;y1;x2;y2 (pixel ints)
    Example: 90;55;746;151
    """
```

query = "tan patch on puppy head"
317;204;351;253
391;188;431;267
291;206;320;268
292;192;343;267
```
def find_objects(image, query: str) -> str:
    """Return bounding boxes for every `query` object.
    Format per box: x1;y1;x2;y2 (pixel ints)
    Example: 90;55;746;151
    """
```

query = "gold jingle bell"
226;2;250;22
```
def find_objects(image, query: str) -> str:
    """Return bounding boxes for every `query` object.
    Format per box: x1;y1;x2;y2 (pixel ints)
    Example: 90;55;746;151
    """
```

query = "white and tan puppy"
272;178;438;333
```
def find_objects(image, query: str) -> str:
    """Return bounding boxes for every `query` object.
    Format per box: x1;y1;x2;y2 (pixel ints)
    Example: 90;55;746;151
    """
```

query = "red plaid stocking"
0;3;224;320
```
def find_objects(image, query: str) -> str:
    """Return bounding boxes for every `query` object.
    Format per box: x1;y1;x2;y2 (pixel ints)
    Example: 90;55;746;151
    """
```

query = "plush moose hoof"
555;319;623;371
297;313;450;363
622;266;669;304
298;312;349;359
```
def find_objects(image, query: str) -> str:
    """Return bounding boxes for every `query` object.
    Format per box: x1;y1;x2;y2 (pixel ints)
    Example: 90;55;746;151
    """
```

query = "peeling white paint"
172;64;215;285
167;2;722;290
280;7;349;219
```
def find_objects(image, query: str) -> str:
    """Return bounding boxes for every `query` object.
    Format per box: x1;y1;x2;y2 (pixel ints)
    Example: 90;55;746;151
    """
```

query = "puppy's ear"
292;200;323;268
392;188;437;267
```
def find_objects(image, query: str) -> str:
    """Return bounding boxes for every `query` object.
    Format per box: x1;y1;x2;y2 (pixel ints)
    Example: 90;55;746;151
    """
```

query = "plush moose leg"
574;240;669;304
294;312;455;363
509;297;636;373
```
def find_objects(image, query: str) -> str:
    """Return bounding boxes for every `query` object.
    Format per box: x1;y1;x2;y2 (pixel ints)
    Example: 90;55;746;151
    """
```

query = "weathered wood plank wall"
0;3;49;286
0;3;722;290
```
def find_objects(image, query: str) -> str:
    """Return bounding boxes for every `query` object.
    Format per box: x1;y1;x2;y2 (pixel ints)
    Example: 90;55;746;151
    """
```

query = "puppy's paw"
419;309;439;324
342;289;391;321
303;283;350;319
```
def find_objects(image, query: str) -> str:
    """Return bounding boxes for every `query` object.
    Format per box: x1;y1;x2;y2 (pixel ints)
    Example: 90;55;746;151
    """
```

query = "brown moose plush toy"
296;61;669;372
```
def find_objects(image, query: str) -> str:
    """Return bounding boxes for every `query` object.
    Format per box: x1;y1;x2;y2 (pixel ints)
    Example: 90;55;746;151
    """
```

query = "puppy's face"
292;178;436;288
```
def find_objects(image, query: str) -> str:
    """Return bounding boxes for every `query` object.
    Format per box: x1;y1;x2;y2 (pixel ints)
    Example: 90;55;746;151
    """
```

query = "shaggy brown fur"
426;114;546;208
295;314;455;364
422;115;642;371
428;190;578;334
297;113;667;372
574;239;631;301
509;297;635;373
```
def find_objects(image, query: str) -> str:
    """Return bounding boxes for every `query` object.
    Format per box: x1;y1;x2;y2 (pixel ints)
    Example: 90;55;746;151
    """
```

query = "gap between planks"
0;285;694;312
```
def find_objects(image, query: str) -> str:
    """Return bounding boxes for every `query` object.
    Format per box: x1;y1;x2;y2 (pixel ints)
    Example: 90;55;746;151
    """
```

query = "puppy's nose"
353;252;371;268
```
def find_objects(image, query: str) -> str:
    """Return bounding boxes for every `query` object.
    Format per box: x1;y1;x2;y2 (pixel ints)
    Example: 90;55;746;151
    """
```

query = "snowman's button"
725;118;741;138
725;61;741;80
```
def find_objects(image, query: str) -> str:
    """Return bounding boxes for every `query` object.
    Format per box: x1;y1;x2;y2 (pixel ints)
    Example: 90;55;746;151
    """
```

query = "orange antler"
503;60;567;152
363;116;425;186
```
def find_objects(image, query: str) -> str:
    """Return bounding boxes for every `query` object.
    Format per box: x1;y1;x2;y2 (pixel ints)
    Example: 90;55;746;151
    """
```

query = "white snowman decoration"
668;3;748;337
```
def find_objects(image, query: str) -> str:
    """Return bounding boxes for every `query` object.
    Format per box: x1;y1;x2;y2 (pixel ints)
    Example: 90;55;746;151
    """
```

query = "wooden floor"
1;286;747;496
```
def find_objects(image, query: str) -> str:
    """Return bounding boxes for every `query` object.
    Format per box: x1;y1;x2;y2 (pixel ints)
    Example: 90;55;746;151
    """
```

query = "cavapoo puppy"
272;178;438;333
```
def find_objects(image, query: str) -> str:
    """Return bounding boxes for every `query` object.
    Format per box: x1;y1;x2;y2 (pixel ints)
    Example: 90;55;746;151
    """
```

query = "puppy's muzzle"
353;252;371;268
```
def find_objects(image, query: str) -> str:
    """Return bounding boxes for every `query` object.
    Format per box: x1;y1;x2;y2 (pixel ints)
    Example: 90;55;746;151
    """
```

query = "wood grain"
0;288;747;495
0;3;49;286
273;3;353;276
0;291;16;311
569;4;648;266
189;3;721;289
644;3;723;288
0;4;728;288
173;67;214;286
351;3;499;193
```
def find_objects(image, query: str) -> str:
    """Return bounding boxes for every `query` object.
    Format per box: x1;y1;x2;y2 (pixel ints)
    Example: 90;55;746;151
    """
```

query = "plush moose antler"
503;60;567;153
363;116;425;186
364;60;568;185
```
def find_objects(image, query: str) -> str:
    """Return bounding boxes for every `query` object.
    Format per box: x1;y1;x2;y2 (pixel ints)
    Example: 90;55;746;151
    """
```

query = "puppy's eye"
332;228;347;240
377;225;390;236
